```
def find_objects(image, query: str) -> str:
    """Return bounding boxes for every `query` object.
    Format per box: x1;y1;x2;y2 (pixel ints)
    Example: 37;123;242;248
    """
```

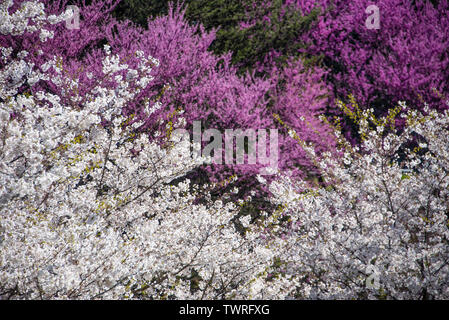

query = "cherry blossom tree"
255;100;449;299
0;3;276;299
2;0;448;301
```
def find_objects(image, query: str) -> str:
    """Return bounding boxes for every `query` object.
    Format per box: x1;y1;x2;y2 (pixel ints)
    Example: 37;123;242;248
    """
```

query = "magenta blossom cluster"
301;0;449;111
1;0;337;190
242;0;449;112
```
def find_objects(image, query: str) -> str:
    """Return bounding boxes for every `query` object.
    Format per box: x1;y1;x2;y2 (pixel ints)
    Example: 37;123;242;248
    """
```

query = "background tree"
112;0;321;74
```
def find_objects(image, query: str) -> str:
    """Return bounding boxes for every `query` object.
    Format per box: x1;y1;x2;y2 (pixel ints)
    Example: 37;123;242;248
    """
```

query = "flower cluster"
0;8;275;298
257;101;449;299
2;0;448;300
299;0;449;111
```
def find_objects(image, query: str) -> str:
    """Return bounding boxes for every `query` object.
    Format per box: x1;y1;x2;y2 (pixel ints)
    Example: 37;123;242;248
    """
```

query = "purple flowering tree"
1;0;337;192
300;0;449;112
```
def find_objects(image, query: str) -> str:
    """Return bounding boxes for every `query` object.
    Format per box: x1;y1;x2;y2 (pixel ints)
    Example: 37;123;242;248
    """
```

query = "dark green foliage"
112;0;245;29
112;0;171;26
185;0;246;30
210;0;322;74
